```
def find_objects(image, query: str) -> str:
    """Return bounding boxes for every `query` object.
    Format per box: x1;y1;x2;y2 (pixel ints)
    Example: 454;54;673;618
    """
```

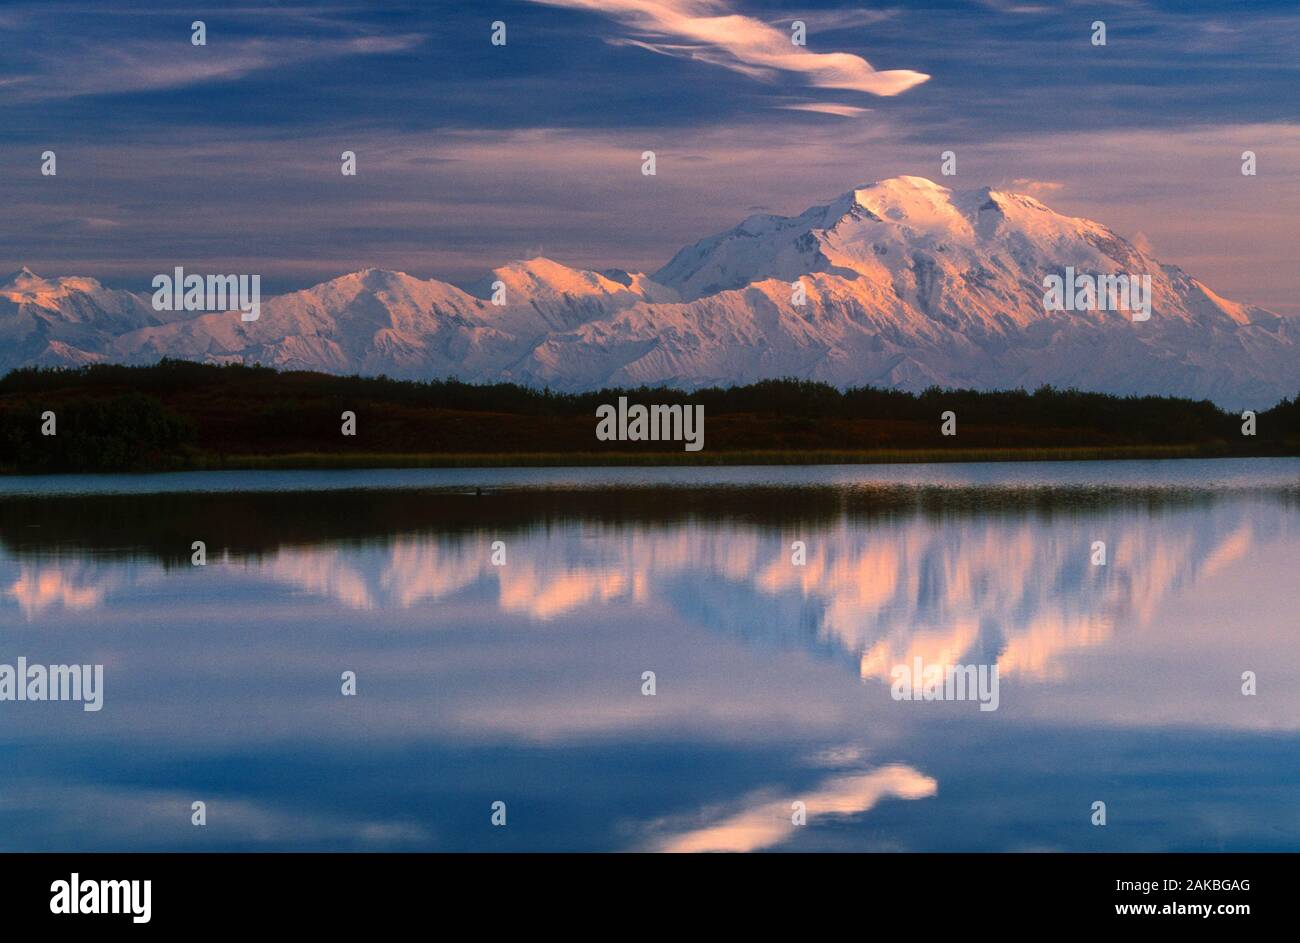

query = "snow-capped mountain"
0;267;172;368
2;177;1295;407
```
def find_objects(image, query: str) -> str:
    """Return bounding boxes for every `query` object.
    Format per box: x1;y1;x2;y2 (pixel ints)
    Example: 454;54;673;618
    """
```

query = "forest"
1;360;1295;472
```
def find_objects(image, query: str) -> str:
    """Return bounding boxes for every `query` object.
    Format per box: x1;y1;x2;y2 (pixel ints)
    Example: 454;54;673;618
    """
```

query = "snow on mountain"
0;266;168;368
466;257;677;335
109;268;498;377
1;178;1295;407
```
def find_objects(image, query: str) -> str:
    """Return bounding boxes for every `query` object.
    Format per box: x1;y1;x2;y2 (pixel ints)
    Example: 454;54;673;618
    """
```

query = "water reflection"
5;490;1292;687
0;462;1297;851
650;765;938;853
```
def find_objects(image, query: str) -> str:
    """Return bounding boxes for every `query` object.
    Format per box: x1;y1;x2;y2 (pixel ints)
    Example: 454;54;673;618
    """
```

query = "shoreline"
5;442;1296;476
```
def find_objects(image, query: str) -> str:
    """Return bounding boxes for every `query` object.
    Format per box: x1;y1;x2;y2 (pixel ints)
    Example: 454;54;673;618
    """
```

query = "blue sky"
1;0;1296;312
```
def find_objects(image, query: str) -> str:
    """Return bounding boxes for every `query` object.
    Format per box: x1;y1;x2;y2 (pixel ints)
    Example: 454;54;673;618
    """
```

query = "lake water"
1;458;1297;851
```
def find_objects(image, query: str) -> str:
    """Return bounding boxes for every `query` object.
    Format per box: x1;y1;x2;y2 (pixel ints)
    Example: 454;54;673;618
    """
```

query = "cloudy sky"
1;0;1296;313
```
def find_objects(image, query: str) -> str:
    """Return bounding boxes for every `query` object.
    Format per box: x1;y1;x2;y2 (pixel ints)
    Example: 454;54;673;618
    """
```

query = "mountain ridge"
3;176;1295;408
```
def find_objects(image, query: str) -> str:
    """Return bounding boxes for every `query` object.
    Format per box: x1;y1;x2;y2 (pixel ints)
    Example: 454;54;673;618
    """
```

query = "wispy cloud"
527;0;929;96
976;0;1053;13
769;8;898;32
3;32;424;101
778;102;872;117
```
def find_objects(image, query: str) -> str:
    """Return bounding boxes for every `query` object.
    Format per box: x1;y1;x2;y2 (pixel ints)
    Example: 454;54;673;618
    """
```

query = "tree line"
0;360;1295;472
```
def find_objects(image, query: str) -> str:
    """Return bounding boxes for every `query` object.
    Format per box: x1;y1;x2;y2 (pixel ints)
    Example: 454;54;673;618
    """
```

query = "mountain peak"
1;265;42;286
844;175;960;225
860;174;948;193
497;256;576;277
355;267;414;283
484;256;633;298
1;267;109;298
300;268;424;295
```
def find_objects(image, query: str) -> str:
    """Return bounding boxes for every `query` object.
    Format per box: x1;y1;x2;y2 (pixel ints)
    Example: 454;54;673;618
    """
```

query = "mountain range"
3;175;1295;407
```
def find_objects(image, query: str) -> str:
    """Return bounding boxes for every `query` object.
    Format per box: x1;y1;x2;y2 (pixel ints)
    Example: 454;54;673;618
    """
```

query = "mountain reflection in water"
1;462;1297;851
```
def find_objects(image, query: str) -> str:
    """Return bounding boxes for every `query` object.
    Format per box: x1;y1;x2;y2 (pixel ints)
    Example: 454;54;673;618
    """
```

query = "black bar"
0;852;1286;930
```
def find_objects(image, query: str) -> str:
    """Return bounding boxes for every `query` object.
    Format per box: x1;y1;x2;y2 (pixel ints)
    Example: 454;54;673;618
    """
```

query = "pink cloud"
778;102;872;117
529;0;929;96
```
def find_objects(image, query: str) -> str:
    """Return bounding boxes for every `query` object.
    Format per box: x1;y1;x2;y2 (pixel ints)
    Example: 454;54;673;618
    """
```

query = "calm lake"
1;458;1297;851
